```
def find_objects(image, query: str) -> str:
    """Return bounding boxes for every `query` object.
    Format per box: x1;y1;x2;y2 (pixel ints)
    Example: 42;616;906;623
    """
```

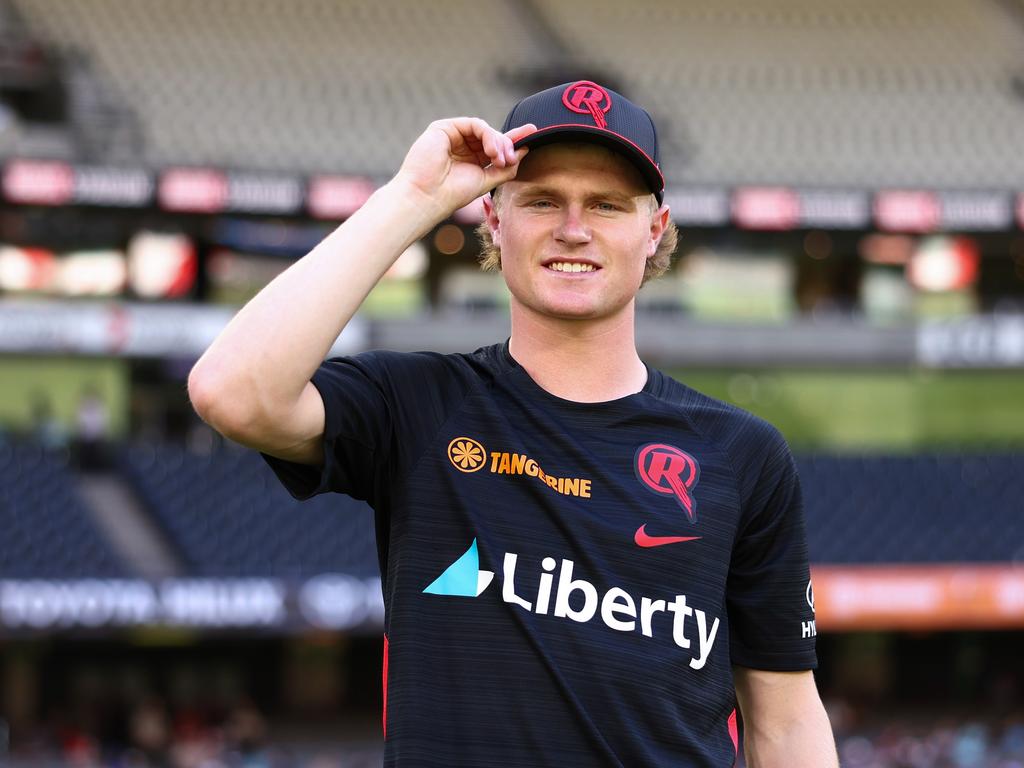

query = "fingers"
438;117;512;168
481;124;512;168
481;146;530;189
505;123;537;145
441;117;539;170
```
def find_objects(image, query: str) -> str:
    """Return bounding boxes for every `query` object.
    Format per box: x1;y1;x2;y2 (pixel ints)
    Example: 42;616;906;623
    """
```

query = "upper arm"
243;350;469;503
217;380;327;467
255;380;327;466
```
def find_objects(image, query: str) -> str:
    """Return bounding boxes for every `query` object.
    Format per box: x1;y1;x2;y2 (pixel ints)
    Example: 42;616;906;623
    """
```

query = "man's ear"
483;193;501;248
649;203;671;257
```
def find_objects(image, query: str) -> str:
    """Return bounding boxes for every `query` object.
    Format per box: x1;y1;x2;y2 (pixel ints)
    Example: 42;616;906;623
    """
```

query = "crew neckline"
499;340;658;409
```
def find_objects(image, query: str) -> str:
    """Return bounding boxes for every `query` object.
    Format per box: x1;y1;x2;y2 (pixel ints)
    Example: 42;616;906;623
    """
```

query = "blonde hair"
475;189;678;286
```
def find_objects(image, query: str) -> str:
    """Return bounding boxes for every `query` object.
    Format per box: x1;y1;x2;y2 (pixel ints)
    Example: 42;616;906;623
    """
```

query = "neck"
508;300;647;403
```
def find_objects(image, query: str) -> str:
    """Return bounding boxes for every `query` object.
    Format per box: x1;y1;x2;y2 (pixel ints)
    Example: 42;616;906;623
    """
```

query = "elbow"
187;363;262;443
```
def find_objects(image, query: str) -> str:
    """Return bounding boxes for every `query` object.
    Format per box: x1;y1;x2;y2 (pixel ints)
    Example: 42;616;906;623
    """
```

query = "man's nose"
554;206;591;245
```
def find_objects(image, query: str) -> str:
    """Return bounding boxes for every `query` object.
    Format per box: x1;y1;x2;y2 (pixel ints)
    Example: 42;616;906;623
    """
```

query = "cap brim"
513;124;665;204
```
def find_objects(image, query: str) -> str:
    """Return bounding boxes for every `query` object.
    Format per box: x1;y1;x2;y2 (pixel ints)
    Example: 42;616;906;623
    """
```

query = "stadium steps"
74;471;185;580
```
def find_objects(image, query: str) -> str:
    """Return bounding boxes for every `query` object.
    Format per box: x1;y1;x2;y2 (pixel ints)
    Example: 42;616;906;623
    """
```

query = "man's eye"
596;202;620;212
530;200;554;208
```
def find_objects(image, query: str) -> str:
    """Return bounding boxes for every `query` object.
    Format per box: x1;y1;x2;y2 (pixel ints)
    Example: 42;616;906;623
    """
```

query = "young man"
189;81;838;767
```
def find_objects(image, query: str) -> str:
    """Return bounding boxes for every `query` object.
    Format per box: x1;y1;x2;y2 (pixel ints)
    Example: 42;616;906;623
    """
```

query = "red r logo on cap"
562;81;611;129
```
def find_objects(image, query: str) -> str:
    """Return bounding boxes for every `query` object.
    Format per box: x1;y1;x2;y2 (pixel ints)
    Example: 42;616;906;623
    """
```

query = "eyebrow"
515;185;637;205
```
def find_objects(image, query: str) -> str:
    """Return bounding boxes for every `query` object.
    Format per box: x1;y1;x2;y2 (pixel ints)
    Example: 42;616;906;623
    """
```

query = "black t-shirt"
262;342;817;768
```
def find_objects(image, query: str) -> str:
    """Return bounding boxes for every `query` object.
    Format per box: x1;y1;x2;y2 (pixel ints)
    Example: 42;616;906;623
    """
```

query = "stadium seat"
798;454;1024;563
0;442;128;577
118;441;379;578
533;0;1024;187
9;0;547;175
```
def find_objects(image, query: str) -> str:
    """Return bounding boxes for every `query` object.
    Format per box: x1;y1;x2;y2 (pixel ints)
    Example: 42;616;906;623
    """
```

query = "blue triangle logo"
423;539;494;597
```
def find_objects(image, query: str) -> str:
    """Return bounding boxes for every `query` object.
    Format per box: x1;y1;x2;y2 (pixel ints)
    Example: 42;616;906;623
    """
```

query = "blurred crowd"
6;703;1024;768
829;720;1024;768
818;700;1024;768
6;697;382;768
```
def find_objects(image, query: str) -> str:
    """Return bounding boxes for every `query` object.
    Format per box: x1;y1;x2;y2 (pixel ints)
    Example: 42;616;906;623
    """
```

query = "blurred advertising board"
917;316;1024;367
731;188;870;230
0;300;367;358
0;575;384;634
4;158;1022;232
812;565;1024;631
3;160;153;207
5;568;1024;634
663;188;730;226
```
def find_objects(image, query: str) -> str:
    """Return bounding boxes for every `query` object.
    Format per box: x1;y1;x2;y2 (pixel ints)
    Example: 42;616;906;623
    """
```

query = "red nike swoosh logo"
634;524;701;548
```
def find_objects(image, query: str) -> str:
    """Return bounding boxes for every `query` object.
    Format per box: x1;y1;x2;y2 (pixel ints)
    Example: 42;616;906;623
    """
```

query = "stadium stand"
7;0;549;174
1;437;1020;580
0;441;127;577
111;443;1024;576
799;454;1024;563
1;438;1020;580
531;0;1024;187
118;442;379;579
8;0;1024;187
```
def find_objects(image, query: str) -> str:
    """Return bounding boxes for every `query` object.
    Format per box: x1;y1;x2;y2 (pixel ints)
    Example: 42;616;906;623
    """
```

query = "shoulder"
319;343;513;397
644;368;792;488
646;368;787;452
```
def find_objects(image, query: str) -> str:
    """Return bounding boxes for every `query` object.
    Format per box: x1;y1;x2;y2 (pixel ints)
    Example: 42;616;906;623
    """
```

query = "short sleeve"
726;430;818;671
261;355;394;506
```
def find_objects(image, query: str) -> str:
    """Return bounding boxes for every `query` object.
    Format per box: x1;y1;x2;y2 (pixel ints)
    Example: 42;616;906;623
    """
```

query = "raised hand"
394;117;537;221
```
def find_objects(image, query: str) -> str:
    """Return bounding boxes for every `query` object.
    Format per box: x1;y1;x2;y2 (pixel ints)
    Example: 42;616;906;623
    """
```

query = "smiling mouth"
545;261;598;273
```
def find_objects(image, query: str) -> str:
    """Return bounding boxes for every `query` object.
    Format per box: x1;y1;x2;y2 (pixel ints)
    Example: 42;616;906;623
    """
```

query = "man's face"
485;143;667;323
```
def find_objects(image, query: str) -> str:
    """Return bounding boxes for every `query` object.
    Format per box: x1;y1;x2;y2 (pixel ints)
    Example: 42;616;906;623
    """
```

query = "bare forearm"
734;668;839;768
743;704;838;768
190;178;440;414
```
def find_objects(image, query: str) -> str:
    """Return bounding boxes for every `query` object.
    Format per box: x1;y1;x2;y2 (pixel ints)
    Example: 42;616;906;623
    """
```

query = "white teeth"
548;262;596;273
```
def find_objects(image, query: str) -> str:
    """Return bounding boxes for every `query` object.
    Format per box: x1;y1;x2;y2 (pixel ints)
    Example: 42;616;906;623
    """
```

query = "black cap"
501;80;664;204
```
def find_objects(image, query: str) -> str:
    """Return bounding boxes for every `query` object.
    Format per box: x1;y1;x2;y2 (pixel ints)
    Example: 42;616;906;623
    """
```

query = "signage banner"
2;159;75;205
798;189;869;229
0;576;384;634
812;565;1024;630
226;172;303;214
917;316;1024;367
6;567;1024;633
732;187;800;230
0;300;367;357
74;165;154;207
158;168;230;213
939;192;1013;231
874;190;941;232
307;175;377;219
664;188;730;226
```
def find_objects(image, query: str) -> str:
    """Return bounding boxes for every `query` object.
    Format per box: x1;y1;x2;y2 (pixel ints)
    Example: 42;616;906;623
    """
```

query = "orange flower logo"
447;437;487;473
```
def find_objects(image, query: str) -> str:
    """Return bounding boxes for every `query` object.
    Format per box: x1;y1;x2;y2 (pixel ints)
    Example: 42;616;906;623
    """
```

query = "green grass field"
0;357;129;438
1;356;1021;452
670;369;1024;452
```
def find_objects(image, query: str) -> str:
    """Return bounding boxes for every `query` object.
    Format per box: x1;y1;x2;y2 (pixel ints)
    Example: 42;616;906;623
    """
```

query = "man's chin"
521;296;630;323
